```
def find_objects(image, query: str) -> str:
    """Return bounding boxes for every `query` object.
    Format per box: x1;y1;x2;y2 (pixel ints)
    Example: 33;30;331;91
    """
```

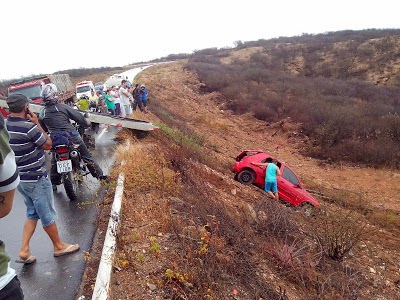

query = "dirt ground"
79;62;400;300
146;62;400;212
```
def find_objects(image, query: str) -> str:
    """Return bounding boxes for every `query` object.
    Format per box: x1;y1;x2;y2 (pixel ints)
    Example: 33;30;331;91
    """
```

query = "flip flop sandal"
54;244;80;257
15;255;36;264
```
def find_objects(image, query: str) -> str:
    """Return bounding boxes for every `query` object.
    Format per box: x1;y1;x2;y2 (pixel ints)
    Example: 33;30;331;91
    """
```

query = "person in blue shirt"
251;157;281;201
140;84;148;107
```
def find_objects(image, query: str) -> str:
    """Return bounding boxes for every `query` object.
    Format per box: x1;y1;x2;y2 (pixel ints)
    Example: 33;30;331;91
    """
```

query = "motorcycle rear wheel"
63;172;78;201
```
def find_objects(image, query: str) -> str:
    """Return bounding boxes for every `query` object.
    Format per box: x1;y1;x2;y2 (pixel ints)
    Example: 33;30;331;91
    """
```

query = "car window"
282;167;299;186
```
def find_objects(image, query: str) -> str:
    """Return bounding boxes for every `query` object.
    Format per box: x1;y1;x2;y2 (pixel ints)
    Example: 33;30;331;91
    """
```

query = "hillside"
185;30;400;168
79;61;400;300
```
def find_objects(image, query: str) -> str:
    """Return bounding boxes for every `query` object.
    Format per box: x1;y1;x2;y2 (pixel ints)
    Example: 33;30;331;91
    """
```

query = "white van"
76;81;95;99
103;74;129;90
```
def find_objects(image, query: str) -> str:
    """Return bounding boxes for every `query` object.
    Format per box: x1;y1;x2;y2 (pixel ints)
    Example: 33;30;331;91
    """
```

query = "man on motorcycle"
39;84;108;188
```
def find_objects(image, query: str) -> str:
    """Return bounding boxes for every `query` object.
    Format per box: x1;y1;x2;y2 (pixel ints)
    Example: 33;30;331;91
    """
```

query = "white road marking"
96;127;108;140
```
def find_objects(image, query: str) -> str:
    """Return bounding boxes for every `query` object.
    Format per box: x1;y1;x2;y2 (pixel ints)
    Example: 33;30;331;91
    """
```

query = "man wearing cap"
140;84;149;108
5;93;80;263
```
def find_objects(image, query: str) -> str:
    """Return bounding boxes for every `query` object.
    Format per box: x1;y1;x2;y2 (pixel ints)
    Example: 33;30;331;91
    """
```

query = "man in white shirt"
119;80;132;116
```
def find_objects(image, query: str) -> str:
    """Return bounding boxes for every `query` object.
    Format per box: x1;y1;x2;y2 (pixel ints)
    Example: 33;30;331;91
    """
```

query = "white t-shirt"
110;91;121;104
119;87;130;106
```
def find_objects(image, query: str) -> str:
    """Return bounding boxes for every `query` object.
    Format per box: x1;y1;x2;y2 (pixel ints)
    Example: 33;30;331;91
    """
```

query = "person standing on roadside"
132;83;145;113
96;90;106;114
0;114;24;300
77;95;90;111
119;80;132;116
140;84;149;108
5;94;80;263
251;157;281;201
104;89;116;116
110;86;122;117
88;89;99;112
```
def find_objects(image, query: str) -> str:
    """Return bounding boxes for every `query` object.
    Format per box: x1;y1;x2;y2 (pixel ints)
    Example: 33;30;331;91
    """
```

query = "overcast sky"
1;0;399;80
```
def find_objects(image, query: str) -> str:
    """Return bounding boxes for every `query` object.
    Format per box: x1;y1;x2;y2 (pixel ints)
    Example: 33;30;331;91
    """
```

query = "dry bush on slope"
111;141;285;299
186;58;400;168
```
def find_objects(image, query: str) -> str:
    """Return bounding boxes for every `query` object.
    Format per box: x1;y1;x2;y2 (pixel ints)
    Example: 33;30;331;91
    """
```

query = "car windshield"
9;84;42;99
282;167;299;186
76;85;91;93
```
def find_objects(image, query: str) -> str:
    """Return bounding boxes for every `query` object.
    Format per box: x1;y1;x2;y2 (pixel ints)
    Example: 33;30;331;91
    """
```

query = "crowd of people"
77;80;149;117
0;79;150;298
1;83;112;298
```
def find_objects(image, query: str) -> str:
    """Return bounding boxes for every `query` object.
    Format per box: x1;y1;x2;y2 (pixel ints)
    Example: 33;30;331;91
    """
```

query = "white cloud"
1;0;399;79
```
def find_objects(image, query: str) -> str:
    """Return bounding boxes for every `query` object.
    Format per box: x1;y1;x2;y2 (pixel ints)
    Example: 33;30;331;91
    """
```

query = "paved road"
0;125;119;300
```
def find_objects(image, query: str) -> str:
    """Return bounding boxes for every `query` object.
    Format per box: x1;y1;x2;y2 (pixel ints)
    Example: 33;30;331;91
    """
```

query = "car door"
251;155;268;188
278;166;301;206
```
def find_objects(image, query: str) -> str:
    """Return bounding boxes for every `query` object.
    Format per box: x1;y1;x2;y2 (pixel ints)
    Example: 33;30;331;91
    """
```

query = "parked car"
232;150;320;209
94;82;104;91
103;74;128;90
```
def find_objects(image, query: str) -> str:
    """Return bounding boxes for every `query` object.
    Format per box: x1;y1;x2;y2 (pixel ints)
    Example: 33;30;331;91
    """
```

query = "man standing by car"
6;93;80;263
251;157;281;201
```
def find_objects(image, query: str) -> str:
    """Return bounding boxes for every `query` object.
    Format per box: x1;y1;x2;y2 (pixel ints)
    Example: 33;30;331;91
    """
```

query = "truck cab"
8;79;48;104
76;81;95;99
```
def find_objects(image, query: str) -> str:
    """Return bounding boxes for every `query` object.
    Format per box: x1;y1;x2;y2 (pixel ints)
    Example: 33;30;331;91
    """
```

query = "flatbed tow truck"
0;99;159;132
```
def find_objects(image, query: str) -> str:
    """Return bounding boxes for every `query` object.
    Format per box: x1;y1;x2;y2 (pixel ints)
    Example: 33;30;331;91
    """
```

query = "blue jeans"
115;103;121;116
17;177;58;227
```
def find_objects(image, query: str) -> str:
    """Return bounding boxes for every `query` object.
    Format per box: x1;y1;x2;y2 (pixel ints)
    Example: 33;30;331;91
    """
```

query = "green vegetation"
186;29;400;168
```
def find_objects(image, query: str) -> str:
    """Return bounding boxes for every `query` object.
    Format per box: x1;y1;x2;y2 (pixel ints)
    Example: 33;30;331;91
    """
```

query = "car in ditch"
232;150;320;209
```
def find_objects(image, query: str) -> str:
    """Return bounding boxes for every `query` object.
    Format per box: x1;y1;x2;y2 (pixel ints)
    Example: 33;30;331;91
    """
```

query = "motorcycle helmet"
41;83;58;103
80;94;89;99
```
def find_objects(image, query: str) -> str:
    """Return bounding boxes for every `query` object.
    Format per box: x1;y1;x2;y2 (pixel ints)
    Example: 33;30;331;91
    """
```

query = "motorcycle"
52;138;90;201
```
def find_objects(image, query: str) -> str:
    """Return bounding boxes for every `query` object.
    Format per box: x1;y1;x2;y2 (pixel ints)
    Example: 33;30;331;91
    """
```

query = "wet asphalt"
0;125;119;300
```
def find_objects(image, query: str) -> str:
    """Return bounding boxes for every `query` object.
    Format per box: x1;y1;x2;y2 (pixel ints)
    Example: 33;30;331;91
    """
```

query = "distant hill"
186;29;400;168
233;29;400;86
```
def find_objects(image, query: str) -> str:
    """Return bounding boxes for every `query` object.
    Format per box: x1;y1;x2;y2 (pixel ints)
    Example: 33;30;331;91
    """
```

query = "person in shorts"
251;157;281;201
6;94;80;263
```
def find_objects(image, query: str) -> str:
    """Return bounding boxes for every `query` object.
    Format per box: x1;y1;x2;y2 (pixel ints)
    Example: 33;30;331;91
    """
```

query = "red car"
232;150;320;209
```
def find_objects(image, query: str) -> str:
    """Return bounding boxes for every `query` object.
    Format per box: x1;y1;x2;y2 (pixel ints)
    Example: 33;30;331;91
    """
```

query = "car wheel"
237;169;255;185
300;203;315;217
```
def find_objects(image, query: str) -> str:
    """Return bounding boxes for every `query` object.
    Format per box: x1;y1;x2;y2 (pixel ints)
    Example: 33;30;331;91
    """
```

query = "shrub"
309;209;373;261
186;40;400;168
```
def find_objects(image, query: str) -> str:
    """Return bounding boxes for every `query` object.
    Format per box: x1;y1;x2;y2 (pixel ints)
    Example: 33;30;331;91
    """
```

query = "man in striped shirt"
6;94;79;262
